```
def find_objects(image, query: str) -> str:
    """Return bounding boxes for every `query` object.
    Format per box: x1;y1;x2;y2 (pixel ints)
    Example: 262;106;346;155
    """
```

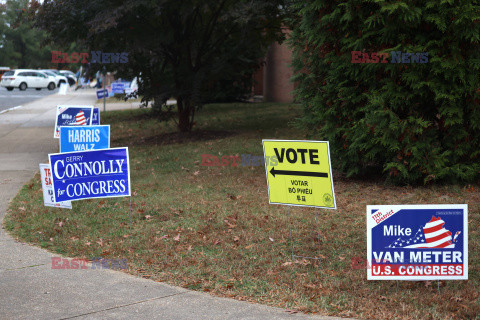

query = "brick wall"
263;41;294;103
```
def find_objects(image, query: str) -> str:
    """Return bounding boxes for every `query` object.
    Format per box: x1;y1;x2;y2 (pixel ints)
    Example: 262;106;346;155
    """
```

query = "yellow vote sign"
262;139;336;209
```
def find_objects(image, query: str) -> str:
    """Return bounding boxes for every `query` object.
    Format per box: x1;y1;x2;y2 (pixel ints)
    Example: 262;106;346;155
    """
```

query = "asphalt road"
0;86;59;112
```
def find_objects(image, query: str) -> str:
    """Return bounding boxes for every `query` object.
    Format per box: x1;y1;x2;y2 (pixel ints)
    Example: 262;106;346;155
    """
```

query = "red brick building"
253;40;295;103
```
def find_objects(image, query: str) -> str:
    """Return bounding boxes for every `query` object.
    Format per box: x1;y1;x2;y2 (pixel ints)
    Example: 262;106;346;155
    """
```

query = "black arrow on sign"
269;167;328;178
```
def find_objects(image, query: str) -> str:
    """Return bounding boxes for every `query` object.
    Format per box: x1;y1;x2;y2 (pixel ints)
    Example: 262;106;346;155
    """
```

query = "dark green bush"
290;0;480;184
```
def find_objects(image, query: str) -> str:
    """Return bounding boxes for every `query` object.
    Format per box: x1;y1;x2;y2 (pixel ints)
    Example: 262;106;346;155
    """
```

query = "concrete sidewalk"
0;90;344;320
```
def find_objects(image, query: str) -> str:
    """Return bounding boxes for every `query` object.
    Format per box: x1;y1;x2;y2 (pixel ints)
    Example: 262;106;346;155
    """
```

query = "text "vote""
273;148;320;165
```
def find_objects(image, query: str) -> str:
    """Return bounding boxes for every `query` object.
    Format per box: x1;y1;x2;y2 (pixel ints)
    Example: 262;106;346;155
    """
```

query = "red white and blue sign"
49;147;131;202
92;107;100;125
54;105;93;139
59;125;110;153
367;204;468;280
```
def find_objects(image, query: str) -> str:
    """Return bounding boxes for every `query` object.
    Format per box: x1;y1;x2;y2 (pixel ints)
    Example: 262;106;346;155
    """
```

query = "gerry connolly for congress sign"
49;148;131;202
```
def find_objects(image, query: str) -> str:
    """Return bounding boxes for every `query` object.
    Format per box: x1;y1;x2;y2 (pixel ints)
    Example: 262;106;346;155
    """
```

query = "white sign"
58;83;68;95
39;164;72;209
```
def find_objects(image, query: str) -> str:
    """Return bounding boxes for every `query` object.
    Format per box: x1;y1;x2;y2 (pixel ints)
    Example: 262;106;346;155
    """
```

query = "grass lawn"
4;102;480;319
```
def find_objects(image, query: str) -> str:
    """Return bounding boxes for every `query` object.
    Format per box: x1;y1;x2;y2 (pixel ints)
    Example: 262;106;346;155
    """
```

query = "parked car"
59;70;76;78
59;70;77;86
41;70;68;87
0;67;11;79
0;69;56;91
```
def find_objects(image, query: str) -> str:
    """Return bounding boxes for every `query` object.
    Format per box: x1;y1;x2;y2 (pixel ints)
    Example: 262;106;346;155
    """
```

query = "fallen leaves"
303;283;322;290
173;234;181;241
285;309;299;314
224;219;236;229
282;259;312;267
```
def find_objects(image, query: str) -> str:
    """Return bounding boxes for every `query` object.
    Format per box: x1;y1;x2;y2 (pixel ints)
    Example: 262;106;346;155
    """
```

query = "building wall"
263;41;294;103
252;62;264;96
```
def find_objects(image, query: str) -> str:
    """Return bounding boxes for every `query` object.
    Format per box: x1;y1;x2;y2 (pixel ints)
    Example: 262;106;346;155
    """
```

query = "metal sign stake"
287;205;294;261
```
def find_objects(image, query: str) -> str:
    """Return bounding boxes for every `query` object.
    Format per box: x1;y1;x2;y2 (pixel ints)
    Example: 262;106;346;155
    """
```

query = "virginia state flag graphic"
75;110;87;125
387;216;460;249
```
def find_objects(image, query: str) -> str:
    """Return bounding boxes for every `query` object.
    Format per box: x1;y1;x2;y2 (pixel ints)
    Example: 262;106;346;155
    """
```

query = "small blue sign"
49;148;130;202
367;204;468;280
96;89;108;100
92;108;100;125
111;83;125;94
60;125;110;153
54;106;93;139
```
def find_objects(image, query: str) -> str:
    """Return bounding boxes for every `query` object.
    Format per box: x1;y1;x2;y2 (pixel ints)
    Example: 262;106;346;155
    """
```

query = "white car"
0;69;56;91
59;70;77;86
41;70;68;87
59;70;76;78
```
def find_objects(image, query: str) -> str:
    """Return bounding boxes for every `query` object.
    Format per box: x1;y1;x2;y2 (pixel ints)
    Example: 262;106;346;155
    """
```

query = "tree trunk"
177;98;193;132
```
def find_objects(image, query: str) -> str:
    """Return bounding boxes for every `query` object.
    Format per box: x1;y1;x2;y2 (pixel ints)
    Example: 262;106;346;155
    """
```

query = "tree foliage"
0;0;52;68
290;0;480;184
34;0;289;131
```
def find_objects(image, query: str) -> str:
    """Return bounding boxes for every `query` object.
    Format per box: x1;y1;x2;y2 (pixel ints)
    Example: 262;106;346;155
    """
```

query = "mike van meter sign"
262;140;336;209
367;204;468;280
49;148;131;202
60;125;110;153
54;105;94;138
39;164;72;209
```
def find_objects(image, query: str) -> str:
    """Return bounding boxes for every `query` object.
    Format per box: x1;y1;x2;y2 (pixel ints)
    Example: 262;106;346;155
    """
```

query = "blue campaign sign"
92;107;100;125
367;204;468;280
96;89;108;100
49;147;131;202
59;125;110;153
111;83;125;94
54;105;94;139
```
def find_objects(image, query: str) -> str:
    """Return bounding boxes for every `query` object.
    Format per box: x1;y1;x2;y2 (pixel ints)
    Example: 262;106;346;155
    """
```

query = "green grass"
4;102;480;319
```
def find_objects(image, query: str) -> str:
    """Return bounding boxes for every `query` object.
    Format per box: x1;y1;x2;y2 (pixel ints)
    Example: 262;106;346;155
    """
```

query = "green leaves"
291;0;480;184
35;0;289;131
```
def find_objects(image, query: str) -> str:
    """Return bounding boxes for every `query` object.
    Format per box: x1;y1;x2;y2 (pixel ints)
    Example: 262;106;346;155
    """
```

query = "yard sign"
367;204;468;280
262;139;336;209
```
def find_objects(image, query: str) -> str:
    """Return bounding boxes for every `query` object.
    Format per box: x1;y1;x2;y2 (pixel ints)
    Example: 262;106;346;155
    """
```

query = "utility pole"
103;67;106;113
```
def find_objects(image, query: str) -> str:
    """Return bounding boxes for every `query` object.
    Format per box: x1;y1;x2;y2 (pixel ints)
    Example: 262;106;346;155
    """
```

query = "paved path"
0;86;60;112
0;91;344;320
